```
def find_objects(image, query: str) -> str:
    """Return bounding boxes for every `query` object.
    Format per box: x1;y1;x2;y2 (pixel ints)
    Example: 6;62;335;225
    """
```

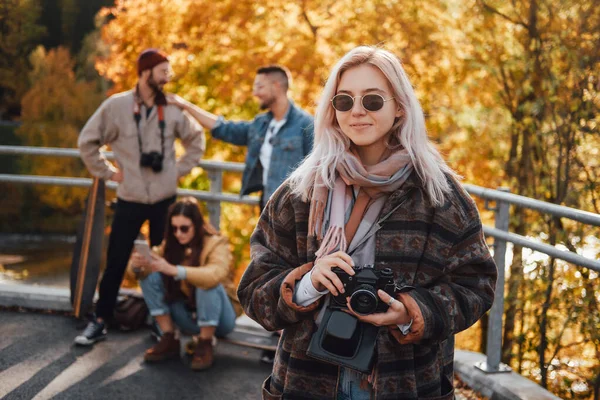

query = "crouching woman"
131;197;238;370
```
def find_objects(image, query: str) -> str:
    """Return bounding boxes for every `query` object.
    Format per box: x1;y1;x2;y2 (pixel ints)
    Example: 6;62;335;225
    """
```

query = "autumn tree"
0;0;46;118
17;46;104;213
45;0;598;396
92;0;499;296
456;0;600;397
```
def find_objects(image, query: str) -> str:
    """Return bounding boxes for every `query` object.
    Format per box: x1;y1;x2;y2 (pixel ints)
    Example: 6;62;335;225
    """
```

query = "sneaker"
74;320;107;346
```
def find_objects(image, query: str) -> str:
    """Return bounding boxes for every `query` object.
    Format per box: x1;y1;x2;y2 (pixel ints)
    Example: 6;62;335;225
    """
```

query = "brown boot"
144;332;180;362
190;338;214;370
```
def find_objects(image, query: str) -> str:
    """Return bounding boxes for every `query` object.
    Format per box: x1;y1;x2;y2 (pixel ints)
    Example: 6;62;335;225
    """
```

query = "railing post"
207;169;222;230
476;187;512;373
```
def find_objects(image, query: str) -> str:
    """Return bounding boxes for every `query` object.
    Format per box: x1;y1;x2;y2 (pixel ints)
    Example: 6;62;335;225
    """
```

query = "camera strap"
133;100;165;158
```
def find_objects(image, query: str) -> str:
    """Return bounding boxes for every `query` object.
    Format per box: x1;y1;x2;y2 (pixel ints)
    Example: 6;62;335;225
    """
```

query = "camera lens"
140;152;163;172
140;153;151;167
350;285;378;315
151;156;163;172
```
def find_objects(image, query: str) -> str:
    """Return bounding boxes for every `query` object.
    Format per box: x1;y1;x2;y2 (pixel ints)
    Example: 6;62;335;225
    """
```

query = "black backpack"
113;295;149;331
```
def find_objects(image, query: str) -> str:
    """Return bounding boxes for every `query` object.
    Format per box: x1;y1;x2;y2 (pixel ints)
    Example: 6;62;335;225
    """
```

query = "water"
0;234;77;287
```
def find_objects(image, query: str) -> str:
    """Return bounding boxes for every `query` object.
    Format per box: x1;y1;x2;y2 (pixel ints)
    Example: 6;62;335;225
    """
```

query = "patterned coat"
237;171;497;400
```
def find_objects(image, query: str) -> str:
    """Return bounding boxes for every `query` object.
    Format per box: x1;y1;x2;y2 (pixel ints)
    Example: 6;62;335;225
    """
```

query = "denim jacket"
211;100;313;202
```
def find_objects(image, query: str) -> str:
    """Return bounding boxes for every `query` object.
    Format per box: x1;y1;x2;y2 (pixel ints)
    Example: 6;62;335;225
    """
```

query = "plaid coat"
238;172;497;400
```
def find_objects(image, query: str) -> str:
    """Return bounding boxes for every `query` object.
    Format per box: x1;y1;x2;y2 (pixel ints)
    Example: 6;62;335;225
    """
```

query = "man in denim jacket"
168;65;314;207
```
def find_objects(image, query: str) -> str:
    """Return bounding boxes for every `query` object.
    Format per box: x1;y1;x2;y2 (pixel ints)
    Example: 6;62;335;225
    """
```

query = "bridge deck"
0;310;271;400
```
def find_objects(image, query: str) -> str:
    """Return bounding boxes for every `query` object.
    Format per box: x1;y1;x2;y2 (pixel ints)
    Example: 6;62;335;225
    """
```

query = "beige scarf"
309;148;413;259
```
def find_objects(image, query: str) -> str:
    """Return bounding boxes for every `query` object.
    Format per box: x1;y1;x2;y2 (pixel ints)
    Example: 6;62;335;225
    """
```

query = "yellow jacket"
129;234;241;315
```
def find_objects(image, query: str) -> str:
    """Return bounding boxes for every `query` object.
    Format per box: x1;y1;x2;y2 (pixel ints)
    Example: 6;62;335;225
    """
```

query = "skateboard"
184;315;279;353
70;178;105;318
221;329;279;351
223;314;279;351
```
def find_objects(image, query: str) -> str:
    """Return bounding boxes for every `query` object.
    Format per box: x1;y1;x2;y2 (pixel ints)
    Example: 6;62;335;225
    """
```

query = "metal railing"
1;145;599;375
0;145;259;228
462;184;600;374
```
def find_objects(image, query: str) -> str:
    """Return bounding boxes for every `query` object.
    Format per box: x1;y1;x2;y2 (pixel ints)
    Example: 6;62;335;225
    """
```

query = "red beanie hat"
137;49;169;76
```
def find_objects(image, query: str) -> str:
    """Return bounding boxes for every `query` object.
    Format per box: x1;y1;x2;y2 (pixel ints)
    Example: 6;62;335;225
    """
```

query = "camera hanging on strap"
134;100;165;173
307;307;380;374
307;265;400;373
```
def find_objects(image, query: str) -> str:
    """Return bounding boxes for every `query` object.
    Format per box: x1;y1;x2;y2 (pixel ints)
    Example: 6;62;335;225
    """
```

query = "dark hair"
162;197;217;266
257;64;291;92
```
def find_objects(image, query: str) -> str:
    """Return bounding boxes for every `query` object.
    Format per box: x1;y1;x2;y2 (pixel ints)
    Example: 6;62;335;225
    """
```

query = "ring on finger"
387;297;396;306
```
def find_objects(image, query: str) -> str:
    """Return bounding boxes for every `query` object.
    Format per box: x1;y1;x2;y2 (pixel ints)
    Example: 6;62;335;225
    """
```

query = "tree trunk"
538;256;555;389
502;218;525;364
517;281;526;374
594;369;600;400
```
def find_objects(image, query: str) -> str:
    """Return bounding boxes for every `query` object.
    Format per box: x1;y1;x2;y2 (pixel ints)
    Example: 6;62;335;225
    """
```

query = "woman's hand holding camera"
310;251;355;295
346;289;411;327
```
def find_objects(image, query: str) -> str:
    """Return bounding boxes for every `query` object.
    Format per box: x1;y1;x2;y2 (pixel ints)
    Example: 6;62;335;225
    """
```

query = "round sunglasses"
172;224;192;234
331;93;395;112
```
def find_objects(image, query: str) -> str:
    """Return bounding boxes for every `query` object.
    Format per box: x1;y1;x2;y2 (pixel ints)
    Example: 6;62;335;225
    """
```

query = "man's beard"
260;96;275;110
148;72;166;94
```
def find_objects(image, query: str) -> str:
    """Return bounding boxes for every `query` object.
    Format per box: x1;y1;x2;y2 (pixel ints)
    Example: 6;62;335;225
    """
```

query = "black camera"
330;265;396;315
140;151;163;173
307;265;398;373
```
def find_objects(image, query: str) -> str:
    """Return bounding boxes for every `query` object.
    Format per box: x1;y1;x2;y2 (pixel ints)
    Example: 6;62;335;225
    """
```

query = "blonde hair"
289;46;458;206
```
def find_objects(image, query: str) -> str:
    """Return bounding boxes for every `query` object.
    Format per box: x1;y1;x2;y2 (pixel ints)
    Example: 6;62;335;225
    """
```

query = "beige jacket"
78;89;205;204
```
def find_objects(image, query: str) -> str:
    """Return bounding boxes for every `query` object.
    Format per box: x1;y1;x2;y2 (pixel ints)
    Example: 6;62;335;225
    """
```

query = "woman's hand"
310;251;355;295
166;94;187;110
345;289;411;327
148;253;177;276
130;250;151;270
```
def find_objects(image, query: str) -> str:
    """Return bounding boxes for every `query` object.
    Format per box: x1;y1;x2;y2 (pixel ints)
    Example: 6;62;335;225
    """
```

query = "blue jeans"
337;368;372;400
139;272;236;337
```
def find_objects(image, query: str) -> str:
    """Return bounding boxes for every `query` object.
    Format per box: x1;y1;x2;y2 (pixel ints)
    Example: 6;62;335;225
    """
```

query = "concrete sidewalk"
0;310;271;400
0;283;562;400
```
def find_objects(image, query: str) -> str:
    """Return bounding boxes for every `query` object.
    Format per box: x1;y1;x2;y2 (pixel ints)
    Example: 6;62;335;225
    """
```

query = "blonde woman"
238;46;497;399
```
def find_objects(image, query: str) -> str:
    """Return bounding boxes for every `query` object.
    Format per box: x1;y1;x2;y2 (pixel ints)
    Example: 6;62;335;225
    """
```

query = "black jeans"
95;196;175;320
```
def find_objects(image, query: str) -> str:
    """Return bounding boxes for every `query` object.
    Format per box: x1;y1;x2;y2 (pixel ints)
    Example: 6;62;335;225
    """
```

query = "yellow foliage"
88;3;600;398
93;0;510;288
17;46;104;214
93;0;511;189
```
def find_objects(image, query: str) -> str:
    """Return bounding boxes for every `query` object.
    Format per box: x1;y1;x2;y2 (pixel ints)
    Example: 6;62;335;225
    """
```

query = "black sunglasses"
331;93;395;112
172;224;192;234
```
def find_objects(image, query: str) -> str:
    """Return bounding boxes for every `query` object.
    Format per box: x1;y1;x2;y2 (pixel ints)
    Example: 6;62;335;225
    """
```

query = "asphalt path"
0;310;271;400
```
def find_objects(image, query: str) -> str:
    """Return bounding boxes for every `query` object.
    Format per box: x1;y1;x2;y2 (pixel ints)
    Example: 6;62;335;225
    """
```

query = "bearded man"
75;48;205;346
